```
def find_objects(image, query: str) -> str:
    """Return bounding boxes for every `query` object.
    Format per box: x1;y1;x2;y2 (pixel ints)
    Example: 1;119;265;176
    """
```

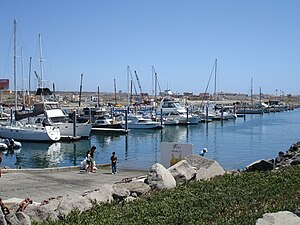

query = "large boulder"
56;194;92;217
82;184;114;203
168;160;197;185
256;211;300;225
16;212;31;225
0;209;7;225
112;187;130;202
246;159;274;172
184;154;225;181
145;163;176;190
113;182;151;197
24;199;61;223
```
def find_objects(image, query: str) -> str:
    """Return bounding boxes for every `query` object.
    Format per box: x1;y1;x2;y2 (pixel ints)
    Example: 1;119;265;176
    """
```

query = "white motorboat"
121;114;161;129
159;97;199;124
162;117;179;125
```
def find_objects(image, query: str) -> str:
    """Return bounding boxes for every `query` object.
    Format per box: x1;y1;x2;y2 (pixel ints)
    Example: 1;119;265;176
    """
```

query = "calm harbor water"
1;109;300;171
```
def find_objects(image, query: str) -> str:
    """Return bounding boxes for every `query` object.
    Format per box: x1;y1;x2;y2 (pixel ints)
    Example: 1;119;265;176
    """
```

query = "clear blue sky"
1;0;299;95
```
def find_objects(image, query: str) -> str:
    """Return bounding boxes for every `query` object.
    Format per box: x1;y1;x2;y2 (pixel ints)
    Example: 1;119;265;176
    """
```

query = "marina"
1;108;299;171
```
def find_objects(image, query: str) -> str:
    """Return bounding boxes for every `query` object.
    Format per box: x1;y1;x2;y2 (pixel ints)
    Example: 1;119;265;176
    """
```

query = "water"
1;109;300;170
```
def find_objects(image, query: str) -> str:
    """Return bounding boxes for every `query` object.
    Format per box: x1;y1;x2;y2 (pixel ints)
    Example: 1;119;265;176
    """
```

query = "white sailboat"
0;20;60;142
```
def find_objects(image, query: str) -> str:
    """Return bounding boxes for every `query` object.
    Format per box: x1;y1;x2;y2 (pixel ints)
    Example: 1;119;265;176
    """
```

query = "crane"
134;70;143;94
127;66;139;104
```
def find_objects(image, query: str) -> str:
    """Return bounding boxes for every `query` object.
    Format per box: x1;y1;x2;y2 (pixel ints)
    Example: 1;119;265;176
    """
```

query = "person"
90;146;97;173
85;149;92;173
110;151;117;174
200;148;208;157
0;153;2;177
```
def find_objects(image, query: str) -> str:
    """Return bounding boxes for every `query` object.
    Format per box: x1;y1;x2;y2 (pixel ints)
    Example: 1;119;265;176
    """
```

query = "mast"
14;20;17;111
28;56;32;105
154;72;157;107
251;77;253;108
38;34;45;101
21;47;25;109
97;86;100;107
214;58;217;99
114;78;117;105
79;74;83;107
39;34;43;89
127;66;130;105
259;87;262;107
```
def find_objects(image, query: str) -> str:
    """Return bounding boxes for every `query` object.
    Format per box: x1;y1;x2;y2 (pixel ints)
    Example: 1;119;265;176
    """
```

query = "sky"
0;0;300;95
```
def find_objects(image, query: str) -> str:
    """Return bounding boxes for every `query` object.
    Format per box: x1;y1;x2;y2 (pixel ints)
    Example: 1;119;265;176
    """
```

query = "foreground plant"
36;166;300;225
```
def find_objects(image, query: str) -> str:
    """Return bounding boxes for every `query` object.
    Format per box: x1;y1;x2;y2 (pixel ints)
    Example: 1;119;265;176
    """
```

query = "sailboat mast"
214;59;217;99
39;34;43;89
79;74;83;107
21;47;25;108
14;20;17;111
251;77;253;108
127;66;130;105
28;56;32;105
97;86;100;107
114;78;117;105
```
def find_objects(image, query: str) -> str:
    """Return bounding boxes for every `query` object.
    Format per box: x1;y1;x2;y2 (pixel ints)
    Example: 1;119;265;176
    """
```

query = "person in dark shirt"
110;152;117;174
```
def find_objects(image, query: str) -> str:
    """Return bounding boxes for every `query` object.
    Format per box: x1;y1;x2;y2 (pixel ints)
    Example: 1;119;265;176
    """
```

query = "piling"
73;110;77;137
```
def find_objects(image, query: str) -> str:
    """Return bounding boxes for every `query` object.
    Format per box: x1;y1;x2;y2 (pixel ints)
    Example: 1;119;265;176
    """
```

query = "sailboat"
0;20;61;142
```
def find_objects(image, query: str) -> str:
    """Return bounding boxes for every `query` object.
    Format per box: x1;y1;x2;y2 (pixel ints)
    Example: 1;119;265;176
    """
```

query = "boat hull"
0;125;60;142
53;123;92;138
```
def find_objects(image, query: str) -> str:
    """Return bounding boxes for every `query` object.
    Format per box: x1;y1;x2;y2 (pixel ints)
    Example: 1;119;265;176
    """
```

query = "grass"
36;166;300;225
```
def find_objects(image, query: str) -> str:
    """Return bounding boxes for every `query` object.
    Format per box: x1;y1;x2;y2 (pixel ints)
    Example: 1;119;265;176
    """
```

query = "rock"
288;142;300;152
184;154;225;181
245;159;274;172
125;196;136;203
83;184;114;203
24;199;61;223
112;187;130;202
0;208;7;225
113;182;151;197
294;206;300;217
145;163;176;190
196;162;225;181
16;212;31;225
5;213;21;225
168;160;197;185
256;211;300;225
290;154;300;166
57;194;92;216
131;192;138;198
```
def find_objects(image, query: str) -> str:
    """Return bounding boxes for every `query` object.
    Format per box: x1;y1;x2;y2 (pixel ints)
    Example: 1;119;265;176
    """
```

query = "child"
110;152;117;174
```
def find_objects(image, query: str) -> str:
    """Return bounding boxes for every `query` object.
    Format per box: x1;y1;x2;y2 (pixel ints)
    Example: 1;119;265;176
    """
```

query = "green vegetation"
37;166;300;225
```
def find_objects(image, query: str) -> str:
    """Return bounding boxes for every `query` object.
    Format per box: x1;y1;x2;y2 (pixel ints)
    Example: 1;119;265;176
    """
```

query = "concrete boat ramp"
0;166;146;203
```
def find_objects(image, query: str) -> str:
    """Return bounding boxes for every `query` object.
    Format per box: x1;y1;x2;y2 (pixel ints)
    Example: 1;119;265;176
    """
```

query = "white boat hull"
53;123;92;138
0;125;60;142
121;122;160;129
